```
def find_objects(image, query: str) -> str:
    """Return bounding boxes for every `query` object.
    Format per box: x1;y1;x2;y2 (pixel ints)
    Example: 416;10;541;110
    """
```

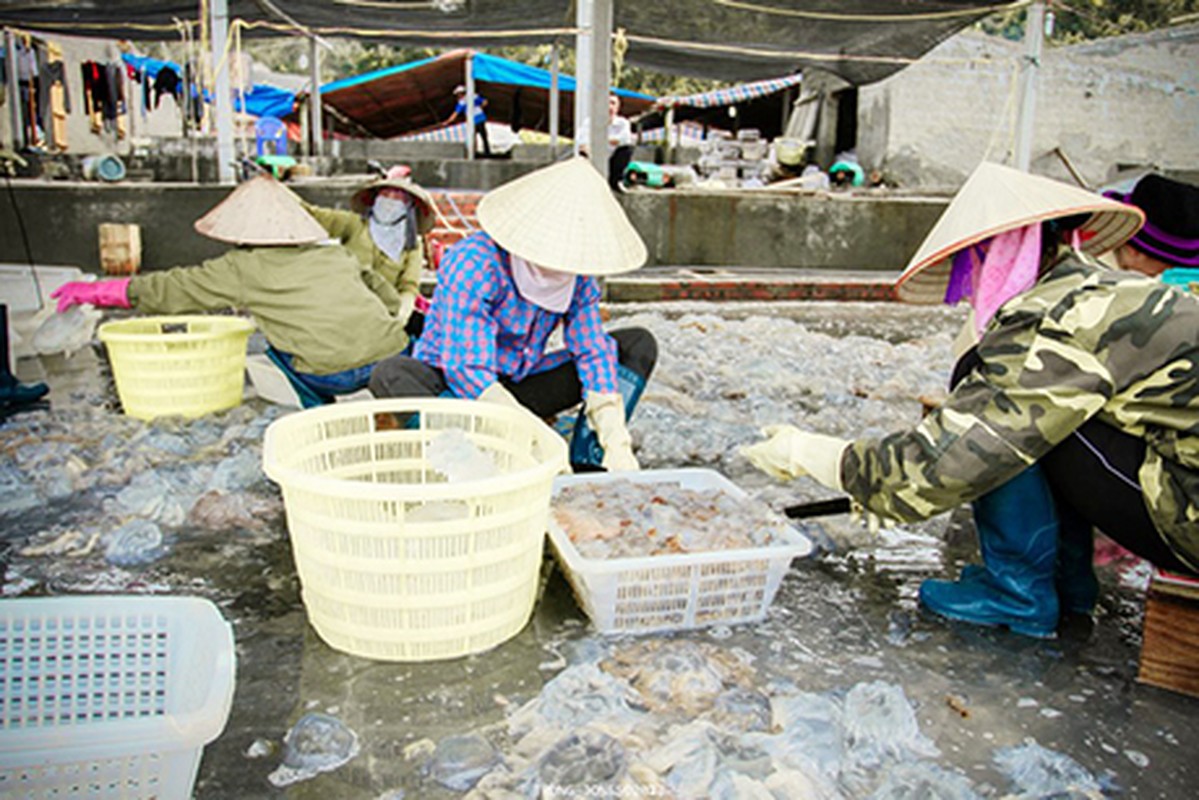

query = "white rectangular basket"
548;468;813;634
0;596;236;800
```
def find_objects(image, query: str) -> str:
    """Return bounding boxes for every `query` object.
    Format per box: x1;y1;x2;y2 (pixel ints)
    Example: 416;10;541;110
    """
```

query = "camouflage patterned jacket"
842;255;1199;570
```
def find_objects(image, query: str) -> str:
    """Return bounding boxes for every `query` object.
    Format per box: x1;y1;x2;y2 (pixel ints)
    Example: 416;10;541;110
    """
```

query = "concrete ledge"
605;269;900;303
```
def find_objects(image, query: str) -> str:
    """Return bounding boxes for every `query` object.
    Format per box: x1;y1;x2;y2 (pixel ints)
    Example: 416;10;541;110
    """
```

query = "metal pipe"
465;53;475;162
211;0;235;183
309;36;323;158
549;43;560;159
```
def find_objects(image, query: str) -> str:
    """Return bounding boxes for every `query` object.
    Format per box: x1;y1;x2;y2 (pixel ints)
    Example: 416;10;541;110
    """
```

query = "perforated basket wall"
98;315;254;420
0;596;236;799
548;469;813;634
262;398;569;662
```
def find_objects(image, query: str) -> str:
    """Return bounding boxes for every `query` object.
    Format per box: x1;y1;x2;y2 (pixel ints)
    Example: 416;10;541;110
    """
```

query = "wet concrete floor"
2;301;1196;798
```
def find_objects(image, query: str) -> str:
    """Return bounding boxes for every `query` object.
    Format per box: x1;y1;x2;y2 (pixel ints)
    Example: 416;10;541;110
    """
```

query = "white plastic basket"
0;595;236;799
548;468;813;634
262;398;569;662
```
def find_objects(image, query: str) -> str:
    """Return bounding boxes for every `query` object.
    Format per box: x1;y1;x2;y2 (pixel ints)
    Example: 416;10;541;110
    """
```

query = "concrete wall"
0;182;947;274
858;25;1199;188
621;190;943;270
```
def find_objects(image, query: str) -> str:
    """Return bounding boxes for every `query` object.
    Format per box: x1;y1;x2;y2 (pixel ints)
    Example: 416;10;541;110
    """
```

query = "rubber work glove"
478;381;523;410
585;391;638;472
849;501;895;535
51;278;132;313
741;424;848;490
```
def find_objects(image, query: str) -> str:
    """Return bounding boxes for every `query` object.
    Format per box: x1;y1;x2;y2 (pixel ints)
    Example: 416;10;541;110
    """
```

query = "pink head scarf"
945;224;1043;335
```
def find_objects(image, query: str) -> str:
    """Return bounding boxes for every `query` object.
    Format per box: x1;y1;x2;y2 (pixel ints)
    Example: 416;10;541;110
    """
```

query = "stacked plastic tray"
0;596;236;799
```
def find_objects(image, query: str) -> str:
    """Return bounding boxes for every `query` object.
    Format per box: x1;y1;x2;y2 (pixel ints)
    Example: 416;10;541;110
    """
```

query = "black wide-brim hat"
1104;174;1199;267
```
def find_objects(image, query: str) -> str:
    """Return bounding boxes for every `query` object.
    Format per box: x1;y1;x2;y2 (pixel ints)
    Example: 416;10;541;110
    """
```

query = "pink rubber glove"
51;278;132;313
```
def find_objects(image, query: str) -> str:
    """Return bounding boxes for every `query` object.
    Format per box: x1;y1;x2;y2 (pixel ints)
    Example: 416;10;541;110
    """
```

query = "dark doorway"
834;88;858;154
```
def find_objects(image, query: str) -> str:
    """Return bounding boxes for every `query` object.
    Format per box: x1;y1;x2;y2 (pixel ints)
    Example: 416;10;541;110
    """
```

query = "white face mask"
369;196;416;261
510;254;576;313
372;195;410;225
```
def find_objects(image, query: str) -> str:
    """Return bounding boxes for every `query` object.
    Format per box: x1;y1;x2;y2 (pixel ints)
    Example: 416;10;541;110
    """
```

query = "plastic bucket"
775;137;806;166
98;315;255;420
81;154;127;182
263;398;569;662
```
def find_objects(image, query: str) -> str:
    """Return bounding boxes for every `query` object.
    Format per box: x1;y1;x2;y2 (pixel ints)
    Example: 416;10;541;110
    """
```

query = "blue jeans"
273;350;374;395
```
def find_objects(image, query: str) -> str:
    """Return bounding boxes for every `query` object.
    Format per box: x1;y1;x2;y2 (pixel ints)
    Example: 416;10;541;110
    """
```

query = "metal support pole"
579;0;612;178
309;36;323;158
1014;1;1045;172
664;107;675;165
5;30;24;150
465;54;476;162
574;0;592;159
549;43;560;159
210;0;235;183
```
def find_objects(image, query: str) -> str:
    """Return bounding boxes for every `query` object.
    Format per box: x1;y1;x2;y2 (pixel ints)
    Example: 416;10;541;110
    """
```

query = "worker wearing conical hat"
300;165;436;328
744;161;1199;638
51;175;415;400
369;157;657;472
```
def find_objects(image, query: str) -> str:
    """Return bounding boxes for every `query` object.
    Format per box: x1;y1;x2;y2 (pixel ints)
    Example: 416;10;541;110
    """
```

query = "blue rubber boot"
956;496;1097;615
1055;503;1099;615
0;305;48;413
919;464;1060;638
569;364;646;470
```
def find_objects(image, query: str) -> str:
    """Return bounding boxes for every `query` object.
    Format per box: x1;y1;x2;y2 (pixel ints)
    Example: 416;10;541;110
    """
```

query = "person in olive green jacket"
300;166;436;326
50;175;413;397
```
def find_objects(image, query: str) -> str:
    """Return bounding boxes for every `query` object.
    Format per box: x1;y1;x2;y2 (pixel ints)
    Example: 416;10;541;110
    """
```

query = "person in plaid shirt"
369;157;657;472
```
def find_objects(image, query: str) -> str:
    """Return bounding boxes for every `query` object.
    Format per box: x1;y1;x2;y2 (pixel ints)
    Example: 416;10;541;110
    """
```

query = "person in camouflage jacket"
843;254;1199;569
745;162;1197;639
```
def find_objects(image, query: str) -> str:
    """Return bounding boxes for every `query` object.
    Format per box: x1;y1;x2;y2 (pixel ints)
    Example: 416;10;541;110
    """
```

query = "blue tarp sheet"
121;54;296;119
320;52;651;101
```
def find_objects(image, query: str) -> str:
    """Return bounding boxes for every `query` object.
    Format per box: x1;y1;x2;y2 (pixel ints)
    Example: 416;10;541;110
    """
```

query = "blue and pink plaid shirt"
413;232;619;399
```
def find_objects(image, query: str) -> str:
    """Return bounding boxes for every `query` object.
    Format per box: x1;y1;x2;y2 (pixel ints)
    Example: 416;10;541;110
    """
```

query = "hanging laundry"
44;41;70;151
81;60;104;132
153;66;180;109
16;36;43;148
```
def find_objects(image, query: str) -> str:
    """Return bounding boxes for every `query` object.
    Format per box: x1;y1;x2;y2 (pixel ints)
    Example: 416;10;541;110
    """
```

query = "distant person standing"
446;85;490;157
607;95;635;190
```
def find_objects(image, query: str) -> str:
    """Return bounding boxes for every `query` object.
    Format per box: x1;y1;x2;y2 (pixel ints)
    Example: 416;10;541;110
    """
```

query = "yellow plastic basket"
98;315;255;420
262;398;569;662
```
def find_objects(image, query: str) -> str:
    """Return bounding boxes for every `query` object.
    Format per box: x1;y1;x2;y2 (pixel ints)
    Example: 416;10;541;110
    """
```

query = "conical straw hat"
476;156;647;275
350;166;436;234
194;175;328;246
896;162;1144;304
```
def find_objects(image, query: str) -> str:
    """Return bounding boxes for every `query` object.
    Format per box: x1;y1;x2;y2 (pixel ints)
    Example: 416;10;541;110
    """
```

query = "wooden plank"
1138;589;1199;699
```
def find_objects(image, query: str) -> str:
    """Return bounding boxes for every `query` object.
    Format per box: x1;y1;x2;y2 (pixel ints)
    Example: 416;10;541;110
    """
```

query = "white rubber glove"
740;424;848;489
585;391;638;472
478;382;522;409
